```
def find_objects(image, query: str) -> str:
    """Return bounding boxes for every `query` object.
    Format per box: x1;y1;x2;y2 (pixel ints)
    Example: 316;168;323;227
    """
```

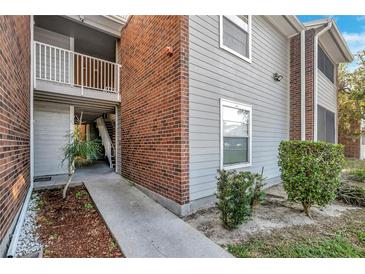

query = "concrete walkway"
85;175;233;258
34;161;113;190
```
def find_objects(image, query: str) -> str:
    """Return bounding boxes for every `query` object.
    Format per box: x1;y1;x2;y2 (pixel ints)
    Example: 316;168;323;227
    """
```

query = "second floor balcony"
34;41;121;102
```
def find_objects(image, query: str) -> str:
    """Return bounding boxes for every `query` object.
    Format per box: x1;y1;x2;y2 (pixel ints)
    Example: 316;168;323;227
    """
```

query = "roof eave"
304;19;353;63
265;15;305;38
330;22;354;63
287;15;306;33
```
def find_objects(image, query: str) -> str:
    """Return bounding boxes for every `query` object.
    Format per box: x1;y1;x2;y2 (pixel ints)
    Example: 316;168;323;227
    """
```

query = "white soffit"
265;15;304;37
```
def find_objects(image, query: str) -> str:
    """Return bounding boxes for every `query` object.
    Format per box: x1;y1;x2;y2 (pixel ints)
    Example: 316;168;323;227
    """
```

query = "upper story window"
220;15;252;63
220;99;252;169
318;45;334;83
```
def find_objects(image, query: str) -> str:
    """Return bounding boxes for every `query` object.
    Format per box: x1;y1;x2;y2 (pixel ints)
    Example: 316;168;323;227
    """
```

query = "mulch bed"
36;185;123;258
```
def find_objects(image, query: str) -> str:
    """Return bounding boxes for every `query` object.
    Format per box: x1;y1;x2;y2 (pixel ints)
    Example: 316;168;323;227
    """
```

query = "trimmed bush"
216;170;265;229
278;141;345;217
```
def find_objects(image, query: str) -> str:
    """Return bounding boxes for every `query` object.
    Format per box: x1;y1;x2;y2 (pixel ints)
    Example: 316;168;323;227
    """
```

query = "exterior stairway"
95;115;116;169
104;119;116;168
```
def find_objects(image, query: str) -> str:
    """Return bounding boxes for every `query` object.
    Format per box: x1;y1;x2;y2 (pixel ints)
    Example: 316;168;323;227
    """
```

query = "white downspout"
300;30;306;140
7;15;35;258
313;21;333;141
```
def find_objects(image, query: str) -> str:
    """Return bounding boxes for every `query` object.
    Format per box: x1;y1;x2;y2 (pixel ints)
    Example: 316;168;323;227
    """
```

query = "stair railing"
95;117;115;168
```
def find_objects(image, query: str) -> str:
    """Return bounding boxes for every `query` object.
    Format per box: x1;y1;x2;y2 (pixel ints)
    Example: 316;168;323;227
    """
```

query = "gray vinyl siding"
34;27;71;83
189;15;289;201
317;69;337;113
34;101;70;176
34;27;71;50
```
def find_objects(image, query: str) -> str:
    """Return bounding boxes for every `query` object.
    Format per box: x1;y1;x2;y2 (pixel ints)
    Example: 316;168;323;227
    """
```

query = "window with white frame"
221;99;252;169
220;15;252;62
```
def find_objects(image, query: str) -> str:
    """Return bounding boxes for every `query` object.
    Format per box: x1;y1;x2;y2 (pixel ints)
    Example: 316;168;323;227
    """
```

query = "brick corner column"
118;16;190;206
304;29;315;140
289;33;302;140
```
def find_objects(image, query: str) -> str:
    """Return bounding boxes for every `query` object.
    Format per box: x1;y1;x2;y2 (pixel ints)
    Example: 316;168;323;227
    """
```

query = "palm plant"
62;113;102;198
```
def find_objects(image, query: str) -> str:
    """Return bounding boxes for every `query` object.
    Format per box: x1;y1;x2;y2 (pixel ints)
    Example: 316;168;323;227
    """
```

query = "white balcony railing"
34;41;121;94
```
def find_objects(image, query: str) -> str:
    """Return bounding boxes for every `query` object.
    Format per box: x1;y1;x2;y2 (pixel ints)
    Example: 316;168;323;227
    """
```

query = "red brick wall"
289;34;301;140
118;16;189;205
289;29;316;141
339;134;360;159
338;119;361;159
0;16;31;245
304;29;315;140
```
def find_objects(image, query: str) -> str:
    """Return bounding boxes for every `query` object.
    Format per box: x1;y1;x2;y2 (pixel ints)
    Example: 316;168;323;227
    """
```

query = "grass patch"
228;235;365;258
228;211;365;258
343;159;365;171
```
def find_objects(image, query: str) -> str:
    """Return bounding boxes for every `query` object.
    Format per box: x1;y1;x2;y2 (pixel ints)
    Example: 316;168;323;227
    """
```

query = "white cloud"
343;32;365;53
341;31;365;71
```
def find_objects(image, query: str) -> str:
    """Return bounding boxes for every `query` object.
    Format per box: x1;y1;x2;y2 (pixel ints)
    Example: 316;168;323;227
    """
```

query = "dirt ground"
36;186;123;258
228;208;365;257
184;184;361;247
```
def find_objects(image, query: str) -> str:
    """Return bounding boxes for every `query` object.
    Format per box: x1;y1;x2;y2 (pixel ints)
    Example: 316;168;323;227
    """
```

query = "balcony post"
117;65;121;101
70;37;74;87
33;41;37;89
81;56;84;96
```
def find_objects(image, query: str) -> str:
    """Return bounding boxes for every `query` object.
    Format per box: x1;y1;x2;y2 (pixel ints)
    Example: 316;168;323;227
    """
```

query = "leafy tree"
62;113;102;198
338;50;365;139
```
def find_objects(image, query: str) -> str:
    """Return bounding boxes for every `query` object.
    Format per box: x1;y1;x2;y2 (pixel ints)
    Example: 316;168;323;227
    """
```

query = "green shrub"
278;141;345;217
216;170;265;229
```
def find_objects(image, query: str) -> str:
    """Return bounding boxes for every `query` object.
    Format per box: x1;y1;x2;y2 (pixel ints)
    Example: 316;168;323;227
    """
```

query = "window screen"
318;46;334;83
221;16;250;59
317;105;326;141
317;105;335;143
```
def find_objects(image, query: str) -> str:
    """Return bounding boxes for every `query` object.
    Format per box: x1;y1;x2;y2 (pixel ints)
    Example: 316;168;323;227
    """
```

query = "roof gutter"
313;21;333;141
6;15;35;258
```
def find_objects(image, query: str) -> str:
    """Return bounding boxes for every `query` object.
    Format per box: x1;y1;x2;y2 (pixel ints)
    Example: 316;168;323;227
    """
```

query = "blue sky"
299;15;365;70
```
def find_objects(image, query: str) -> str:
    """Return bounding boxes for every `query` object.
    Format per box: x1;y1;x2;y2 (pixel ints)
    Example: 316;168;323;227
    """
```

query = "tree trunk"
62;112;82;199
63;159;75;199
302;202;312;218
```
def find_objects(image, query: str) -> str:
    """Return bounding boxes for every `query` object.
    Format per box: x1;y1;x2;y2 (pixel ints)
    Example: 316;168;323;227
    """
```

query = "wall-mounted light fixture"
165;46;173;56
273;72;284;82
